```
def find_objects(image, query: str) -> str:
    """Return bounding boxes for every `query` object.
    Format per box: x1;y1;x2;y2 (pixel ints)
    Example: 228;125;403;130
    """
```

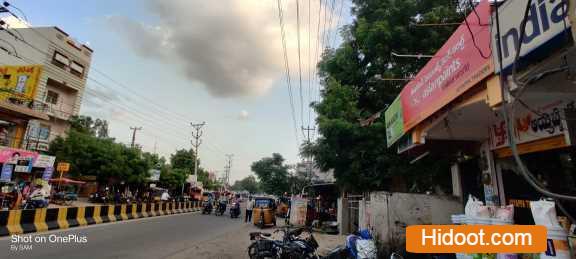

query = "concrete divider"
0;200;200;237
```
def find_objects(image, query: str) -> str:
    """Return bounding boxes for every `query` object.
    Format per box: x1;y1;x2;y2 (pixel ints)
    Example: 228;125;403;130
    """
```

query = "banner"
490;99;572;150
0;164;12;182
0;65;42;101
0;148;38;164
399;0;492;131
492;0;571;74
385;96;404;147
289;197;308;227
33;155;56;168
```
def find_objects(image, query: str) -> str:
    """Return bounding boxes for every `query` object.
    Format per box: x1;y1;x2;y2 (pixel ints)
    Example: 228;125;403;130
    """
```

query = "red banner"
400;0;493;131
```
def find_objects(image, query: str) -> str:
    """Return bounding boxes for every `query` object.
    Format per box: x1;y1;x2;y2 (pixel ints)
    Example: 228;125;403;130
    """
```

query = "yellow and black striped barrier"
0;201;201;236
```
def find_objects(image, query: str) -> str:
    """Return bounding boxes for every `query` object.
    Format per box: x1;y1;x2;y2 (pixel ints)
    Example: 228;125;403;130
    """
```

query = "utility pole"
129;126;142;148
224;154;233;187
301;126;316;183
190;122;206;176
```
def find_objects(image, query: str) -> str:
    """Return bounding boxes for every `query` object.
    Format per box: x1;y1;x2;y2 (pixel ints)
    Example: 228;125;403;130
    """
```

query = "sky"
10;0;352;182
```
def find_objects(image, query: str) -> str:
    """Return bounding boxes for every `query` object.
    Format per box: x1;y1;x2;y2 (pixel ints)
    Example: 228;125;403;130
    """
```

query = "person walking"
245;196;254;223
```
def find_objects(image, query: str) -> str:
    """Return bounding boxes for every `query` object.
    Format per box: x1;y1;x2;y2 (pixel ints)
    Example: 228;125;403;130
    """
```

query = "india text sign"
399;0;493;131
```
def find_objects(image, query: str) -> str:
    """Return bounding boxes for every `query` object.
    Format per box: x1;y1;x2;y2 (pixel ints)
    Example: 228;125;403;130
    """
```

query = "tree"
251;153;290;196
231;175;260;194
69;115;109;138
159;167;187;191
309;0;462;192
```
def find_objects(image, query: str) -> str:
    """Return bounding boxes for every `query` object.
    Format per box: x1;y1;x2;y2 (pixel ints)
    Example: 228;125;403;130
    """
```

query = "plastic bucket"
541;227;570;259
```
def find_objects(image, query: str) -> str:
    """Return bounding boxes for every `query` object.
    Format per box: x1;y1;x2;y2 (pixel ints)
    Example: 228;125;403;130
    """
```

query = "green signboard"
385;96;404;147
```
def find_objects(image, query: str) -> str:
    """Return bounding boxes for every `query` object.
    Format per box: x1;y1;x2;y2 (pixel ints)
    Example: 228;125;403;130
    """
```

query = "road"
0;210;249;259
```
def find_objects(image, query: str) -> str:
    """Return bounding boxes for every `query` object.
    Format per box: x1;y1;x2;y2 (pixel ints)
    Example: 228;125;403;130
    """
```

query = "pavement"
0;204;345;259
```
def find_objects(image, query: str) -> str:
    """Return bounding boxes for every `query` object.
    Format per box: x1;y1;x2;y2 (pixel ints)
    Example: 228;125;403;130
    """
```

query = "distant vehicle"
252;197;276;228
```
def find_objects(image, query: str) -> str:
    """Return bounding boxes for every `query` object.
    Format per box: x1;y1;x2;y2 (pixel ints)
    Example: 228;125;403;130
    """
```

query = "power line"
276;0;301;149
296;0;305;134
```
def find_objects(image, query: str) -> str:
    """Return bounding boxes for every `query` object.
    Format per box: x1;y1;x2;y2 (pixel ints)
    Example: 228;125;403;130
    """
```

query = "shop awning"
49;178;86;185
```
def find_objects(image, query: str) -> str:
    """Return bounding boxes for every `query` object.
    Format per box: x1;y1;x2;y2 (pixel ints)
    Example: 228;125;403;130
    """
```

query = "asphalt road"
0;209;246;259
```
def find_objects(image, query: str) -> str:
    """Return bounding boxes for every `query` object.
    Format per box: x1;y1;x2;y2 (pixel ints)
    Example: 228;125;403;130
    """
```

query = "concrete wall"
351;192;463;251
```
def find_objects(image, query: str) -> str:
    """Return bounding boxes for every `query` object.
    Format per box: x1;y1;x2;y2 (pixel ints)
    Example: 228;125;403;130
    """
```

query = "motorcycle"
215;202;226;216
21;198;48;210
230;202;240;218
89;192;109;204
202;201;213;214
248;226;319;259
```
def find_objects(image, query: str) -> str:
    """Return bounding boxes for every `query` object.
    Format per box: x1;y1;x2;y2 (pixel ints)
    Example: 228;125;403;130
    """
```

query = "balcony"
36;100;72;121
0;91;50;121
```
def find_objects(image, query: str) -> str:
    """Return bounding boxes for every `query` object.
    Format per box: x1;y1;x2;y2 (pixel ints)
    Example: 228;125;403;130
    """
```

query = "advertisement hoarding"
0;65;42;101
289;197;308;227
385;96;404;147
492;0;571;74
33;155;56;168
0;147;38;164
399;0;493;132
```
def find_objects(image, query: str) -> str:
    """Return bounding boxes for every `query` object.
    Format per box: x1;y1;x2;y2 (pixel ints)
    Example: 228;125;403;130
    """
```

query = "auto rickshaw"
252;197;276;228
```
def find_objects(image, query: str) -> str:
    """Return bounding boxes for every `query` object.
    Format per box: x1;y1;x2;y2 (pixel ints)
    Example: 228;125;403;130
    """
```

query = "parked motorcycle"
230;202;240;218
247;226;319;259
21;198;48;210
321;229;377;259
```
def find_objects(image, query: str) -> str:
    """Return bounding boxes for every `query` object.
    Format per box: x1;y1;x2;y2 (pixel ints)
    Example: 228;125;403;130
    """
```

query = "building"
384;0;576;226
0;18;93;151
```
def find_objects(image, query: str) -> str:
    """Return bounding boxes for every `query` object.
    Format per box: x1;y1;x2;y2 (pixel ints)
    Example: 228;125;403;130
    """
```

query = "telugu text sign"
400;0;493;131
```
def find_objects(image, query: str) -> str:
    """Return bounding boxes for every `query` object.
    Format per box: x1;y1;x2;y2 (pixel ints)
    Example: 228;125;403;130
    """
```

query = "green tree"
69;115;109;138
310;0;462;192
251;153;289;196
231;175;260;194
159;167;187;190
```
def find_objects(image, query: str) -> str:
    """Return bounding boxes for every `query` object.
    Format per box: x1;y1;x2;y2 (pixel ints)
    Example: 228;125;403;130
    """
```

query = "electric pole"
301;126;316;182
224;154;233;187
190;122;206;177
129;126;142;148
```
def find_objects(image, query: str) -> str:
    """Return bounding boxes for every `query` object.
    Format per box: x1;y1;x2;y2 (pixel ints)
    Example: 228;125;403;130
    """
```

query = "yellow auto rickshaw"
252;197;277;228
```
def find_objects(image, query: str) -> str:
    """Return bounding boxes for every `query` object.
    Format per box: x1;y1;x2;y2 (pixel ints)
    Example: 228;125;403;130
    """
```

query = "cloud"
238;110;249;120
108;0;338;98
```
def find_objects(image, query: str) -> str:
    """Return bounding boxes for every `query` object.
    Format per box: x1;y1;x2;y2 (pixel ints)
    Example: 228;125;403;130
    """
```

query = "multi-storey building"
0;17;93;151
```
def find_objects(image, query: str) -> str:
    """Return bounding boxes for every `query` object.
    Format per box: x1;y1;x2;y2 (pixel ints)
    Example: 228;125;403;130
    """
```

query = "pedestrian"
245;196;254;223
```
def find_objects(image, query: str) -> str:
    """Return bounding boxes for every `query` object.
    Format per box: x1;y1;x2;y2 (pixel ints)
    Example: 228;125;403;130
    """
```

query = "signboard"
492;0;571;74
385;96;404;147
148;169;161;181
0;65;42;101
490;99;572;150
0;164;12;182
0;148;38;164
33;155;56;168
42;166;54;181
14;157;33;173
57;162;70;172
289;197;308;227
399;0;492;131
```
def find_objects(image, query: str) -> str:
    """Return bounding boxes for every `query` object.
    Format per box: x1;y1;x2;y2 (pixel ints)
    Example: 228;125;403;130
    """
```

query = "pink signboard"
0;147;39;164
400;0;493;131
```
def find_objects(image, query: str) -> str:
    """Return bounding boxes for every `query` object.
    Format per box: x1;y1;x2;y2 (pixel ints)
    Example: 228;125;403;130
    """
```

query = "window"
52;51;69;68
70;61;85;78
38;125;50;140
45;90;59;105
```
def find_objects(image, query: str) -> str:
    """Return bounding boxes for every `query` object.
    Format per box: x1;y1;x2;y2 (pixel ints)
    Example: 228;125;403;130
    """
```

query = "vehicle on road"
230;201;240;218
252;197;277;228
215;200;226;216
49;178;85;206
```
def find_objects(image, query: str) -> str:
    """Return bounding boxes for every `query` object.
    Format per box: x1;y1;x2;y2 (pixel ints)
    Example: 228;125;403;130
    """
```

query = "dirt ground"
167;219;346;259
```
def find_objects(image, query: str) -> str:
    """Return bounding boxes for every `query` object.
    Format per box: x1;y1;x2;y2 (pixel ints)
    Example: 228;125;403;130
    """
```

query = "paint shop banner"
289;197;308;227
399;0;493;131
490;99;572;150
